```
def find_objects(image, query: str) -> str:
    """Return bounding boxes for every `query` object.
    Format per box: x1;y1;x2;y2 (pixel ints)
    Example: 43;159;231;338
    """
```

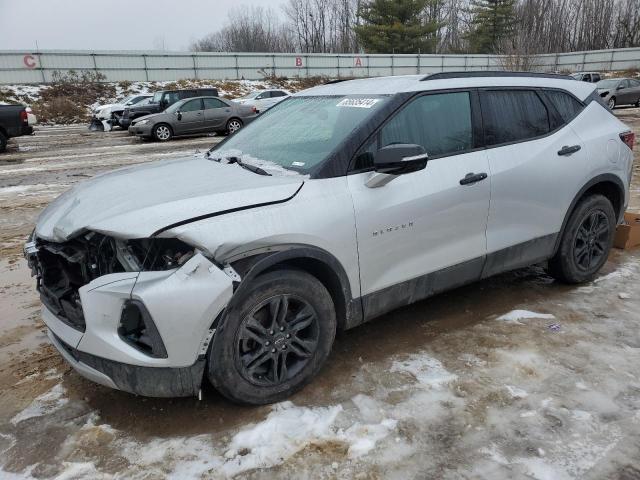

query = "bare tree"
192;6;294;52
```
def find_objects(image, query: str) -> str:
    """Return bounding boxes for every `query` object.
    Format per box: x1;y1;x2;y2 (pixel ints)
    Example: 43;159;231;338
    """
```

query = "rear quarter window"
543;90;584;123
480;90;550;146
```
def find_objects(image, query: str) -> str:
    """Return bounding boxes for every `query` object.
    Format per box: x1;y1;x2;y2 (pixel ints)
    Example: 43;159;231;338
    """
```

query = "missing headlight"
128;238;195;271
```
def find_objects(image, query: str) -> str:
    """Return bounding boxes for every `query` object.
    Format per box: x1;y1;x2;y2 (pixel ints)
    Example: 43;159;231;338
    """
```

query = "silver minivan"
25;72;635;404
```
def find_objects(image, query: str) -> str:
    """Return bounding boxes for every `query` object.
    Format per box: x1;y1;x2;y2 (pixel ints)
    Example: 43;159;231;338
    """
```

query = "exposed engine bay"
25;232;195;331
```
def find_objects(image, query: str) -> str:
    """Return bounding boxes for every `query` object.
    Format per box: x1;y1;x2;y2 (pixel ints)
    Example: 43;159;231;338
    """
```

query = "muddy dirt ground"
0;110;639;480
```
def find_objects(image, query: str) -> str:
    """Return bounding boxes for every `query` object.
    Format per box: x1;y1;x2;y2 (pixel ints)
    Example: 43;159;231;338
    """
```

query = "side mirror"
374;144;429;175
616;85;624;90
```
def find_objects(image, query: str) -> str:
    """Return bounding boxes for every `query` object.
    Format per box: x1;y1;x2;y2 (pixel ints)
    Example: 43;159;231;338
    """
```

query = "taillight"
620;131;635;150
20;110;28;125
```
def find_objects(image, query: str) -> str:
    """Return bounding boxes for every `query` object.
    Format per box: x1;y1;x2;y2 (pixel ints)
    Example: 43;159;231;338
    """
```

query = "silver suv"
25;72;635;405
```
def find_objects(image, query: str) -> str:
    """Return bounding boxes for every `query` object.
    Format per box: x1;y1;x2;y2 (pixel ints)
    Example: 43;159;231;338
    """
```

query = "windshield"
152;92;163;103
570;73;582;80
238;92;260;100
211;95;389;174
597;79;619;89
118;95;136;105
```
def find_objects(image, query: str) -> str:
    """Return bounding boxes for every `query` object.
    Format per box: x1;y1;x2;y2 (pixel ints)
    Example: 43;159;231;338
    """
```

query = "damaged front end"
25;232;194;333
25;231;233;397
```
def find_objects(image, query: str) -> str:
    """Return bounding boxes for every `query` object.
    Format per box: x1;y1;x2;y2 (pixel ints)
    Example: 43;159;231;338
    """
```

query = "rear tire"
0;131;6;153
226;118;243;135
153;123;173;142
547;194;616;284
635;98;640;108
208;270;336;405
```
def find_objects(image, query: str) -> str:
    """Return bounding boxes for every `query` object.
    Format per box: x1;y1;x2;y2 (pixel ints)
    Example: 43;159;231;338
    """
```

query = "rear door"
480;88;588;275
174;98;204;134
348;91;491;313
618;80;636;104
203;98;231;130
628;79;640;105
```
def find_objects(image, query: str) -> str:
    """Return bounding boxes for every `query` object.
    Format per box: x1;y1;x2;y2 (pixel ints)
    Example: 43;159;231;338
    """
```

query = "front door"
348;91;491;318
174;98;204;134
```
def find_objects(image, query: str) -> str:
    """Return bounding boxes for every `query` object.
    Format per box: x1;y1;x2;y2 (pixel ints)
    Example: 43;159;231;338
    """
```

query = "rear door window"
543;90;584;123
480;90;550;146
203;98;226;109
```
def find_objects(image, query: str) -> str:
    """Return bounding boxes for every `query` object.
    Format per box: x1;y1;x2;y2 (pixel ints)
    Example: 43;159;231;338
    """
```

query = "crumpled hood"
35;156;304;242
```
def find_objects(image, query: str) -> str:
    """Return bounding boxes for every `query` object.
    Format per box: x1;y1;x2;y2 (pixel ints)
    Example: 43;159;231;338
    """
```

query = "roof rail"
421;71;573;81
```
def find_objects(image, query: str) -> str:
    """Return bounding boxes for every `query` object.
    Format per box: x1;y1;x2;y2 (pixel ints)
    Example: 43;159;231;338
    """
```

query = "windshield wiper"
208;151;270;176
234;157;271;176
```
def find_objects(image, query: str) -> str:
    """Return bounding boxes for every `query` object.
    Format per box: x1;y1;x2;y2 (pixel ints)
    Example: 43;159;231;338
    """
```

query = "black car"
0;105;34;152
119;88;219;129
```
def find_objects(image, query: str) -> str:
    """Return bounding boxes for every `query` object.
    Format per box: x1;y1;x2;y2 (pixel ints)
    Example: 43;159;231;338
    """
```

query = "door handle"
459;172;488;185
558;145;581;156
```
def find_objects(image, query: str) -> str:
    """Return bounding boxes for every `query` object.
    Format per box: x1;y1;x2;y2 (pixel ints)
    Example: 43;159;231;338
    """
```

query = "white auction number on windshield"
336;98;381;109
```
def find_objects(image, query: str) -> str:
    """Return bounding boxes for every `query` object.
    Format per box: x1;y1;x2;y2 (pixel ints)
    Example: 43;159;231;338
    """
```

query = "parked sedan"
233;89;291;112
597;78;640;109
128;96;257;141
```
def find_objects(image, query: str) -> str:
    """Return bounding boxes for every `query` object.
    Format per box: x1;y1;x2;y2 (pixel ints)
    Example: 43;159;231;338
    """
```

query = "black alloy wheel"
572;210;610;272
236;294;319;386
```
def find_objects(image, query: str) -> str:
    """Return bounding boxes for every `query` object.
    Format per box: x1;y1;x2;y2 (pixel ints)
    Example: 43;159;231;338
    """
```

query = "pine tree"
354;0;441;54
466;0;517;54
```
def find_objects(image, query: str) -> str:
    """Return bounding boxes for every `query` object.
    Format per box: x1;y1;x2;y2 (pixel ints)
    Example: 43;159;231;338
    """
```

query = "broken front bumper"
40;253;233;397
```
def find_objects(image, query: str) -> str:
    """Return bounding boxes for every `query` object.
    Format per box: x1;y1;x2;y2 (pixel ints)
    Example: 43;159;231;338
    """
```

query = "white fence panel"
0;48;638;84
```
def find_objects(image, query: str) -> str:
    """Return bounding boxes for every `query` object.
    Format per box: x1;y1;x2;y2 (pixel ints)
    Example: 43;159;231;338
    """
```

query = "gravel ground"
0;109;639;480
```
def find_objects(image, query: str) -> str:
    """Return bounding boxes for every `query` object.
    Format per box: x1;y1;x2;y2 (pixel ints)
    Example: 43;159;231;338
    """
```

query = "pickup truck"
119;88;218;129
0;104;35;152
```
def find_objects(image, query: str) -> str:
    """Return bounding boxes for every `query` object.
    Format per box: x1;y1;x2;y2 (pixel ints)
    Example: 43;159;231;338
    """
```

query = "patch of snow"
222;401;342;475
496;309;556;324
505;385;529;399
338;418;397;458
390;353;457;388
10;383;67;425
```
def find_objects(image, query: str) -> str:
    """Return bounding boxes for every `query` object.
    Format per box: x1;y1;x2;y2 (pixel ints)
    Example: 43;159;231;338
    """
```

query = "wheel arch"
228;245;362;331
554;173;625;254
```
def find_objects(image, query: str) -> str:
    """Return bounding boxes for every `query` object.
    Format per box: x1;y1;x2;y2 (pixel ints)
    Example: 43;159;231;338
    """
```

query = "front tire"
153;123;173;142
548;194;616;284
208;270;336;405
608;97;616;109
0;131;6;152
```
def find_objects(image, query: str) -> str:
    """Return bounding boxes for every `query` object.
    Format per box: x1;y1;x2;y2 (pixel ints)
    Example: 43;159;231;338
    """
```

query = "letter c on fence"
23;55;37;69
295;57;303;67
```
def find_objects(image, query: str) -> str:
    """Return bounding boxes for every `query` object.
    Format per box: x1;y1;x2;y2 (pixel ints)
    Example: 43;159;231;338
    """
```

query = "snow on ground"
10;384;68;425
496;309;556;324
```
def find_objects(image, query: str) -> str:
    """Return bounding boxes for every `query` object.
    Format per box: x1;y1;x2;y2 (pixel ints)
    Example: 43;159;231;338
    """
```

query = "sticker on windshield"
336;98;380;109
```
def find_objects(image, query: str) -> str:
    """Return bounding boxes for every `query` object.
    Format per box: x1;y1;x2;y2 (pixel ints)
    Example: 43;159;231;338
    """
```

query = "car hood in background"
35;156;304;242
131;112;165;124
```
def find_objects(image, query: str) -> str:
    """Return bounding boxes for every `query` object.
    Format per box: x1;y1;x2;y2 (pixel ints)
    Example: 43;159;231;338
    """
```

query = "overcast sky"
0;0;287;51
